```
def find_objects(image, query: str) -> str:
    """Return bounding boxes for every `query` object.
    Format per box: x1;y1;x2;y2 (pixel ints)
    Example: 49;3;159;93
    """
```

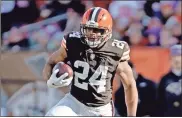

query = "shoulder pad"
110;39;130;61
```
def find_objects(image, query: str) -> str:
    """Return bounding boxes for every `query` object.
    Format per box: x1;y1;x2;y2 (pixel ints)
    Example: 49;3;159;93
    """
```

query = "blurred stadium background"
0;0;181;116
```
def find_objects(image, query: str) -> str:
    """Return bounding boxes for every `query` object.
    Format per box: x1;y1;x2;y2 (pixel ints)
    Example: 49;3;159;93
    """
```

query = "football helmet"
80;7;113;48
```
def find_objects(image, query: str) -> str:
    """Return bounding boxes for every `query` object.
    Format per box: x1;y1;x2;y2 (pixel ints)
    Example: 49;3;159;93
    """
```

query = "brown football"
53;62;73;78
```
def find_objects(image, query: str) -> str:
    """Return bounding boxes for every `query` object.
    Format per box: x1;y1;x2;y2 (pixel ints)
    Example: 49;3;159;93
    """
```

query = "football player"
43;7;138;116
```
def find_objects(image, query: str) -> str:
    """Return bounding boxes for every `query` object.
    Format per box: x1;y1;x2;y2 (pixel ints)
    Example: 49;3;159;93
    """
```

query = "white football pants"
45;93;114;116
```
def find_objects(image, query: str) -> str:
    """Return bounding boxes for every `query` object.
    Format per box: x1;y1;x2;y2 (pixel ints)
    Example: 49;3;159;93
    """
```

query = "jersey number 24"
74;60;108;93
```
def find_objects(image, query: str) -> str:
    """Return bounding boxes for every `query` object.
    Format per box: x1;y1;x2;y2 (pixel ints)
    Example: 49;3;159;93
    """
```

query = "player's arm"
42;37;67;81
116;43;138;117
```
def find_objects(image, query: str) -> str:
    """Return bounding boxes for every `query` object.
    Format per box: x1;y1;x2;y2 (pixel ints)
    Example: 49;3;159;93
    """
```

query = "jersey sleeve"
60;31;81;50
61;36;67;49
120;42;130;61
61;33;70;50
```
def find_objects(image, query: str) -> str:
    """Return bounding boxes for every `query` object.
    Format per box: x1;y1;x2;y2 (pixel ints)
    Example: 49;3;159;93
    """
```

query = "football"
53;62;73;78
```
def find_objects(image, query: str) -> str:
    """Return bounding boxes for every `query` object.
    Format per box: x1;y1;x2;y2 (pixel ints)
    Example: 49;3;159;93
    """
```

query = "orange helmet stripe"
81;7;113;31
89;7;101;22
93;8;101;22
88;8;95;21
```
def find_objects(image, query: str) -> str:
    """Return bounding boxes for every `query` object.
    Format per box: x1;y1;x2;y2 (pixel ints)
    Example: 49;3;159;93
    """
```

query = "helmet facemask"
80;24;112;48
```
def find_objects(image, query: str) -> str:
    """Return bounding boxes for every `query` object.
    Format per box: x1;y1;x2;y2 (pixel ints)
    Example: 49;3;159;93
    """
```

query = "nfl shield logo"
90;53;95;60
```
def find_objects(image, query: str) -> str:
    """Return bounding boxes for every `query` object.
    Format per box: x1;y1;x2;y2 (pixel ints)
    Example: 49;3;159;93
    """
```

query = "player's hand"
47;69;73;88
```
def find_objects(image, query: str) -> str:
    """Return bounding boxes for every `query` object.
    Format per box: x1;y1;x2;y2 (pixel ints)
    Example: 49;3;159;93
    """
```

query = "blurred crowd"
1;0;86;52
1;0;181;117
1;0;181;52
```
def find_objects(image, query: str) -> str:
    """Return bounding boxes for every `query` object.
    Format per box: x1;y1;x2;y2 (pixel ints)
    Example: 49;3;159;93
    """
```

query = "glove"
47;68;73;88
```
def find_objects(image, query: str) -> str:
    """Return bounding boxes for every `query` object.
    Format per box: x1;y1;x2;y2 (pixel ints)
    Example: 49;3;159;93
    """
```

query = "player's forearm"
43;48;66;80
43;61;54;80
124;82;138;116
117;61;138;116
43;53;59;80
